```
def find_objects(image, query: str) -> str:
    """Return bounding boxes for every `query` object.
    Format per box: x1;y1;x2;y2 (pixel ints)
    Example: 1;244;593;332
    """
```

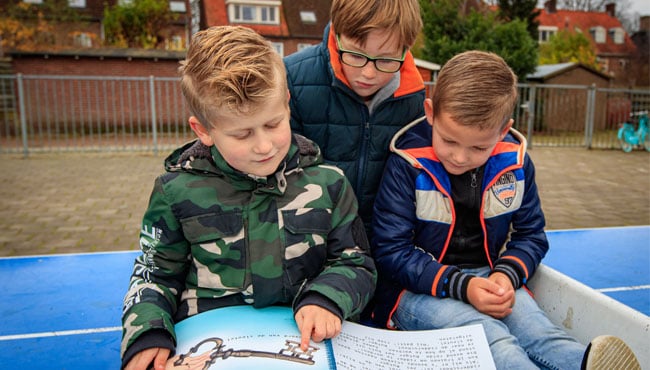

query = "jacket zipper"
356;120;371;195
243;211;252;289
470;167;479;188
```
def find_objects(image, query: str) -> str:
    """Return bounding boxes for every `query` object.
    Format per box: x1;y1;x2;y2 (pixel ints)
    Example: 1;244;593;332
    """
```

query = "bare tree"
559;0;606;11
558;0;639;32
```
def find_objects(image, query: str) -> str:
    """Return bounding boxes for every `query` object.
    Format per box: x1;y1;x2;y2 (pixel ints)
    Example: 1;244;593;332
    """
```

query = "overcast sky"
629;0;650;16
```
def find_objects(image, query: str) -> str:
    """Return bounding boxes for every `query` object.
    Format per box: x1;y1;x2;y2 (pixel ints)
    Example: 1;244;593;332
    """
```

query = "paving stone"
0;148;648;256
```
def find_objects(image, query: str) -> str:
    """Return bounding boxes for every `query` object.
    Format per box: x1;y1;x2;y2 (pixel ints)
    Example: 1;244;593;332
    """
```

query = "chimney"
640;15;650;31
605;3;616;17
544;0;557;13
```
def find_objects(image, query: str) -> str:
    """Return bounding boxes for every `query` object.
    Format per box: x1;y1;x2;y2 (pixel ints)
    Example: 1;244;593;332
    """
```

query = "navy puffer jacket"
371;119;549;328
284;23;425;236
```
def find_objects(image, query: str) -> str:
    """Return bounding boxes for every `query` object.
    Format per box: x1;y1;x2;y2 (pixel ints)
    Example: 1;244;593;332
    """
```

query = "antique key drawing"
169;337;320;369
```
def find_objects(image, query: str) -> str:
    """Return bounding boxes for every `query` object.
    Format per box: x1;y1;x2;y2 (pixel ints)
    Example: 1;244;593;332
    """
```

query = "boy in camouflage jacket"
121;26;377;370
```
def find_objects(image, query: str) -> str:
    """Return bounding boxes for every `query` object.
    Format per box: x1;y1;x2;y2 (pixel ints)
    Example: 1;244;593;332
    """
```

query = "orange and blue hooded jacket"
370;117;549;328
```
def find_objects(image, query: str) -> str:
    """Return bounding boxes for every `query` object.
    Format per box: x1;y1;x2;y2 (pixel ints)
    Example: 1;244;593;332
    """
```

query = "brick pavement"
0;147;648;257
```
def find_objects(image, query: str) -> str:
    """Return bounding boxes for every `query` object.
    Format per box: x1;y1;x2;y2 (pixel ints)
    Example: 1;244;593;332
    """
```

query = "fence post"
526;85;537;148
149;75;158;155
585;84;596;149
16;73;28;158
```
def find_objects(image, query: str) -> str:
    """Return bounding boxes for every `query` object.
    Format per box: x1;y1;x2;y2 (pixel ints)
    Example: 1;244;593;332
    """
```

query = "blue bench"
1;226;648;369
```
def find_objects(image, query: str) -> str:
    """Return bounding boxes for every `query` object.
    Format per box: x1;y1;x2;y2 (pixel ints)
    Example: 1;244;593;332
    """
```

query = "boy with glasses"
284;0;425;240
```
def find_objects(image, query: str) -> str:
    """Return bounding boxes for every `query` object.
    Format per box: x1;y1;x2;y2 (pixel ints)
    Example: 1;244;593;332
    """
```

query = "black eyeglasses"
335;34;406;73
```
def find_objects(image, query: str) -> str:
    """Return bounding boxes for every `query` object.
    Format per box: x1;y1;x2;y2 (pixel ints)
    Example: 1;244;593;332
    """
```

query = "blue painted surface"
0;251;135;334
0;251;136;369
0;226;647;369
545;226;650;316
0;331;121;370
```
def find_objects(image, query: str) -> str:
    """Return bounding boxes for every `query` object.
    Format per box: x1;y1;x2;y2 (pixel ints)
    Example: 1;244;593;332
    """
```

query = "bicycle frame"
617;112;650;152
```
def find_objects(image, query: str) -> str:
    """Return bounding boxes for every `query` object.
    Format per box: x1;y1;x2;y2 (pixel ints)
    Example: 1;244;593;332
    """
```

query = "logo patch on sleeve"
491;172;517;207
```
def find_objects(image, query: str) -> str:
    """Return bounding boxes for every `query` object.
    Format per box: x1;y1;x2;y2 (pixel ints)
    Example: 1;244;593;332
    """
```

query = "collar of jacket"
390;117;528;172
164;134;322;189
389;118;528;194
325;23;425;99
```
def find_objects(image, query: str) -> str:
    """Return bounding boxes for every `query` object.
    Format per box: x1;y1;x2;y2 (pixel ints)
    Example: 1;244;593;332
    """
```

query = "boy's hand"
466;277;514;319
488;271;516;308
125;347;170;370
294;305;342;351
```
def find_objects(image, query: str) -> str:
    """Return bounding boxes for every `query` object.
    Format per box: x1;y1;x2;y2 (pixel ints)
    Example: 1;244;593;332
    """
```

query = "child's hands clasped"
294;304;342;351
467;272;515;319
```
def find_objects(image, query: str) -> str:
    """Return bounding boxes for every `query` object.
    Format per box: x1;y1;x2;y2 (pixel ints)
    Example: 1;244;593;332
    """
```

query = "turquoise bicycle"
617;111;650;152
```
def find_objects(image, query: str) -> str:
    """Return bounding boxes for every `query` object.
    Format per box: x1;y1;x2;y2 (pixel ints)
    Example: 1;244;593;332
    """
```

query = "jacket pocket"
281;208;331;290
180;211;246;289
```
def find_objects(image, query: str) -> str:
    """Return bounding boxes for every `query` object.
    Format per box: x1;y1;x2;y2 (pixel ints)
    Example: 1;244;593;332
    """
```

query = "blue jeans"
392;267;586;370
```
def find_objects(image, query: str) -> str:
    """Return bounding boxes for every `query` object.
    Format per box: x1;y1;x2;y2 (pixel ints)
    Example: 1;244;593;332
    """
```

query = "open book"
165;305;495;370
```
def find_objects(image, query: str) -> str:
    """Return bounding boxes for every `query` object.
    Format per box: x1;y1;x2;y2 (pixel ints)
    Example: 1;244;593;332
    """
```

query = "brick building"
0;0;190;51
4;0;439;80
537;0;639;87
630;16;650;87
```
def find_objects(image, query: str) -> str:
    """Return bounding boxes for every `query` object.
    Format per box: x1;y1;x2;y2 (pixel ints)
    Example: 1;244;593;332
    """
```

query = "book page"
331;321;495;370
166;306;333;370
167;305;495;370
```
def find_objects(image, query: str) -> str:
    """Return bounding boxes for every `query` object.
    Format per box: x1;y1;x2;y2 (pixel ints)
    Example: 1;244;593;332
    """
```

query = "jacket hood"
390;116;528;169
164;134;322;181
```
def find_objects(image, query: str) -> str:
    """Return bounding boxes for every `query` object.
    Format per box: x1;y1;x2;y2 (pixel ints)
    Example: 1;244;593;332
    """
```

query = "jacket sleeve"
493;154;549;288
372;154;458;298
293;175;377;320
120;175;190;359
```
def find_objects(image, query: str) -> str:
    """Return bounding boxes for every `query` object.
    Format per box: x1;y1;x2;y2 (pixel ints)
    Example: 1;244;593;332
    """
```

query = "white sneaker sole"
584;335;641;370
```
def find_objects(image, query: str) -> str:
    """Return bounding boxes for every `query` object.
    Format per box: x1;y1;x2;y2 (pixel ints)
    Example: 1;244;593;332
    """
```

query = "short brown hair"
432;50;518;130
179;26;287;128
331;0;422;49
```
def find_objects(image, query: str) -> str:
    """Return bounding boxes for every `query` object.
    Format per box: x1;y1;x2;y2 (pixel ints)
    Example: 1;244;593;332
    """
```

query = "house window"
597;56;608;73
271;42;283;56
169;1;186;12
297;43;312;51
68;0;85;7
168;35;184;50
609;28;624;44
538;26;557;43
300;11;316;24
74;32;92;47
590;26;606;43
227;1;281;25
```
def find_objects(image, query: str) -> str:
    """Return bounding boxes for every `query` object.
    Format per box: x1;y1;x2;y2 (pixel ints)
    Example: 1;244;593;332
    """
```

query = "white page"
332;322;495;370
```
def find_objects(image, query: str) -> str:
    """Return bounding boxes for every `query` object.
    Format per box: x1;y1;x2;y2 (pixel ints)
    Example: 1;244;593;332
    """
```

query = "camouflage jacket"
120;134;376;362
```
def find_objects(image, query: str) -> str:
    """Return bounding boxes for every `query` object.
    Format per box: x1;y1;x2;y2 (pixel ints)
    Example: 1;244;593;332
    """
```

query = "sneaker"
581;335;641;370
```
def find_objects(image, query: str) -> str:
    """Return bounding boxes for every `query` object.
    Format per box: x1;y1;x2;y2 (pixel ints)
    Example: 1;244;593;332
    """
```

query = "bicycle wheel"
620;139;633;152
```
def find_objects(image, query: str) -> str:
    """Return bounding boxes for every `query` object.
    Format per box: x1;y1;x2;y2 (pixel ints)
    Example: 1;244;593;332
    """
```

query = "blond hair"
432;50;518;130
179;26;287;128
331;0;422;49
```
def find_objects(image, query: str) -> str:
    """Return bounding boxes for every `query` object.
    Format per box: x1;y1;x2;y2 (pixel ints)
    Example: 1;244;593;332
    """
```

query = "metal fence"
1;74;649;155
0;74;192;156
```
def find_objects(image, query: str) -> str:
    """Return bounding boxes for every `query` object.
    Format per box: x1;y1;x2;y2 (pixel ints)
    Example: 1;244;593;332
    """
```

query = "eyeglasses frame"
335;34;406;73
